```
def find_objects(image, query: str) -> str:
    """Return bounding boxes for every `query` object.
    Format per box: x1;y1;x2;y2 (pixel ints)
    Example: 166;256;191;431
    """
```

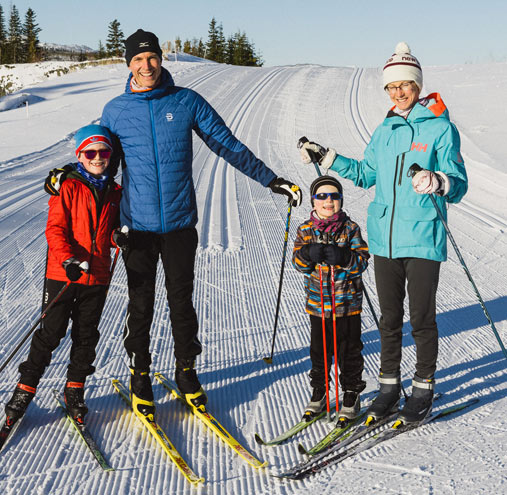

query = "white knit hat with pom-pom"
383;42;423;90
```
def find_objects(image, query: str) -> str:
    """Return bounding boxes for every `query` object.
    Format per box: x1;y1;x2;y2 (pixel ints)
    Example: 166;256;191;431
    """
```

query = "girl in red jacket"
4;125;121;424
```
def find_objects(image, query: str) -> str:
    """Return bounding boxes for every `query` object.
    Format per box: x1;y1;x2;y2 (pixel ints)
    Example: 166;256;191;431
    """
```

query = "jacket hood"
125;67;175;97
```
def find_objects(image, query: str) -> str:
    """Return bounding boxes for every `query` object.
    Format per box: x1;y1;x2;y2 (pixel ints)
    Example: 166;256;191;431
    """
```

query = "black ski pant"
309;314;366;393
122;228;201;372
374;255;441;379
19;279;108;387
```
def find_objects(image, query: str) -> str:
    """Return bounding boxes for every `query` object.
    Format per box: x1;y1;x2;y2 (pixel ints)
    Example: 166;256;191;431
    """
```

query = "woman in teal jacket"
299;42;467;425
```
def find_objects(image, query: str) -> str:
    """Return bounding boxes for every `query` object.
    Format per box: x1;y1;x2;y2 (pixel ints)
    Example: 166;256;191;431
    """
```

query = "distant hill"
40;42;97;61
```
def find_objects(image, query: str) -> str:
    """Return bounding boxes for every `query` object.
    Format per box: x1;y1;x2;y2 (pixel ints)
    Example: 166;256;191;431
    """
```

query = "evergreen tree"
197;39;205;58
106;19;124;57
206;17;221;61
97;40;106;59
215;22;226;63
23;8;41;63
0;5;6;63
7;4;23;63
175;36;182;52
183;39;191;54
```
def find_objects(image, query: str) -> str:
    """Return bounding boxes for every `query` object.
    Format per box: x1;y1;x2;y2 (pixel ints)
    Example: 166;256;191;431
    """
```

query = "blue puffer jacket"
101;68;277;233
330;93;467;262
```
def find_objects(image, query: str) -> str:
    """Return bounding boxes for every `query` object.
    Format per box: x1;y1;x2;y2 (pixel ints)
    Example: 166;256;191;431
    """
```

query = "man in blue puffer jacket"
299;42;467;425
102;29;302;415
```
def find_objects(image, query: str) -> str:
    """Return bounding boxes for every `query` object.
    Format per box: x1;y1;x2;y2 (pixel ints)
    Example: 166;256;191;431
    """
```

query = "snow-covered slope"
0;60;506;495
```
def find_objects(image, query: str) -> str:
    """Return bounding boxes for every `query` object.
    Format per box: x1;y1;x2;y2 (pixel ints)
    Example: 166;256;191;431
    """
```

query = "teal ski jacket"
329;93;467;262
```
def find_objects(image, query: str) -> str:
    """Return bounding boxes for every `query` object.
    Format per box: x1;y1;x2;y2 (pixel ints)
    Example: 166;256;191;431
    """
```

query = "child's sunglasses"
312;192;342;201
82;149;112;159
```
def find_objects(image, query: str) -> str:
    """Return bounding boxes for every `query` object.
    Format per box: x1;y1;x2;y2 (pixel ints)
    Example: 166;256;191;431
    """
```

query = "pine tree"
106;19;124;57
97;40;106;59
7;4;23;63
206;17;221;61
215;22;226;63
0;5;6;63
23;8;41;63
183;39;191;54
175;36;182;52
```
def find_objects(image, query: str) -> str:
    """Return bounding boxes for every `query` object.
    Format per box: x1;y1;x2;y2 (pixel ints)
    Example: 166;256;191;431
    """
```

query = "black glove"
44;164;74;196
268;177;302;206
299;243;325;263
112;228;129;249
63;258;87;282
323;244;352;266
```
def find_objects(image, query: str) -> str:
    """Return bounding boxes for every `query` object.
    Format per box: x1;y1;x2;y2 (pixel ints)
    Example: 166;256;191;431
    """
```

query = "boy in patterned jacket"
4;125;121;425
292;176;369;419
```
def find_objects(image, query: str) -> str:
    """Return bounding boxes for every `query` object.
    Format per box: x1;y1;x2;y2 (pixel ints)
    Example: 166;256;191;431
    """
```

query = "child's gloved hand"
323;245;351;266
299;243;325;263
62;258;89;282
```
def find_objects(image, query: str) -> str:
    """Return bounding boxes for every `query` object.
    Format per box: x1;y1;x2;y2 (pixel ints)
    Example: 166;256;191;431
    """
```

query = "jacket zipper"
398;153;405;186
149;99;165;231
389;155;400;258
86;185;106;285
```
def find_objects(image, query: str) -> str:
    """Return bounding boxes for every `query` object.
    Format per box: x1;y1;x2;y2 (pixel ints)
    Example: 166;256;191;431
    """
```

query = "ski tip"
297;443;308;455
254;433;265;445
262;357;273;365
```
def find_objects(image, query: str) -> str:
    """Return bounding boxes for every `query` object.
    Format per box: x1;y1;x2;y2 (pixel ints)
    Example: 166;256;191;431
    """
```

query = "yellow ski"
112;379;204;485
155;372;267;469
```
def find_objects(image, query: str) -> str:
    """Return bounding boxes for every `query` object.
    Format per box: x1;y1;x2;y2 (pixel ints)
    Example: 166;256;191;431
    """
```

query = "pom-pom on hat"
383;42;423;90
75;124;113;157
125;29;162;66
310;175;344;206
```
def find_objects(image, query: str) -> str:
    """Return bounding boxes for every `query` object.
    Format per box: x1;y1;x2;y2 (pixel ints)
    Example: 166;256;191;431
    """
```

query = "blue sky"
5;0;507;67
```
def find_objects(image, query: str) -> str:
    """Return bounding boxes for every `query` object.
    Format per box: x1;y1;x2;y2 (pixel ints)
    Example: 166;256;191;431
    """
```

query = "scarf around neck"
310;210;347;237
76;161;109;191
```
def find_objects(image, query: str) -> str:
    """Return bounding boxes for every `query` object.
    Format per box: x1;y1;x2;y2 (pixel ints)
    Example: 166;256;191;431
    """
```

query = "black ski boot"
5;383;36;423
339;391;361;421
365;372;401;424
397;375;435;424
303;386;326;420
130;369;155;417
175;358;207;409
64;381;88;421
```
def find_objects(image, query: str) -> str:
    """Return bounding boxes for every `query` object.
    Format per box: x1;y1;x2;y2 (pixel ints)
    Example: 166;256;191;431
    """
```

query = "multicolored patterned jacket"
292;214;369;318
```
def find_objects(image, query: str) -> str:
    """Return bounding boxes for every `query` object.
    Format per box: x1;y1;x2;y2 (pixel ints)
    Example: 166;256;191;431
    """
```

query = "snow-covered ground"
0;58;506;495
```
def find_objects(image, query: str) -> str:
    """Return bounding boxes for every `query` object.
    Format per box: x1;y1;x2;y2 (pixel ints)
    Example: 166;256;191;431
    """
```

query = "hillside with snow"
0;58;506;494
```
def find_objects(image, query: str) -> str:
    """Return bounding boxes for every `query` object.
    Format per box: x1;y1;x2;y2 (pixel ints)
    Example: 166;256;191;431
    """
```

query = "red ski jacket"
45;172;121;285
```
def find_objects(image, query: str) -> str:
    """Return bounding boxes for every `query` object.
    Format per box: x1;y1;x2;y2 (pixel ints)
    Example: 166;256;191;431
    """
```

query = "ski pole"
264;199;294;364
319;263;332;421
409;163;507;361
330;264;340;421
0;281;71;375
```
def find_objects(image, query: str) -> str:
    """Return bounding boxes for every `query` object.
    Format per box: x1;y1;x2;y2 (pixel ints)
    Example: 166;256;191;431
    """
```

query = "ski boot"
365;372;401;425
5;383;36;424
130;369;155;417
175;358;207;410
338;391;361;422
396;375;434;425
64;381;88;422
303;387;327;421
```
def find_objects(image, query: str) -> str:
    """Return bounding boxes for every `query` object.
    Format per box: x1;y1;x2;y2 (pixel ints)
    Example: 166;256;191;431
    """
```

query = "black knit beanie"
125;29;163;66
310;175;343;206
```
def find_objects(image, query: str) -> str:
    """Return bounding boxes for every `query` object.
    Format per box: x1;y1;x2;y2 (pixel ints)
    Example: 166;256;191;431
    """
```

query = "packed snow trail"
0;60;505;494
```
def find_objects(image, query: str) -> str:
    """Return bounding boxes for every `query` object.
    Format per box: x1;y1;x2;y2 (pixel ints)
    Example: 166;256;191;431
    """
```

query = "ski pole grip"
408;163;423;178
298;136;322;177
